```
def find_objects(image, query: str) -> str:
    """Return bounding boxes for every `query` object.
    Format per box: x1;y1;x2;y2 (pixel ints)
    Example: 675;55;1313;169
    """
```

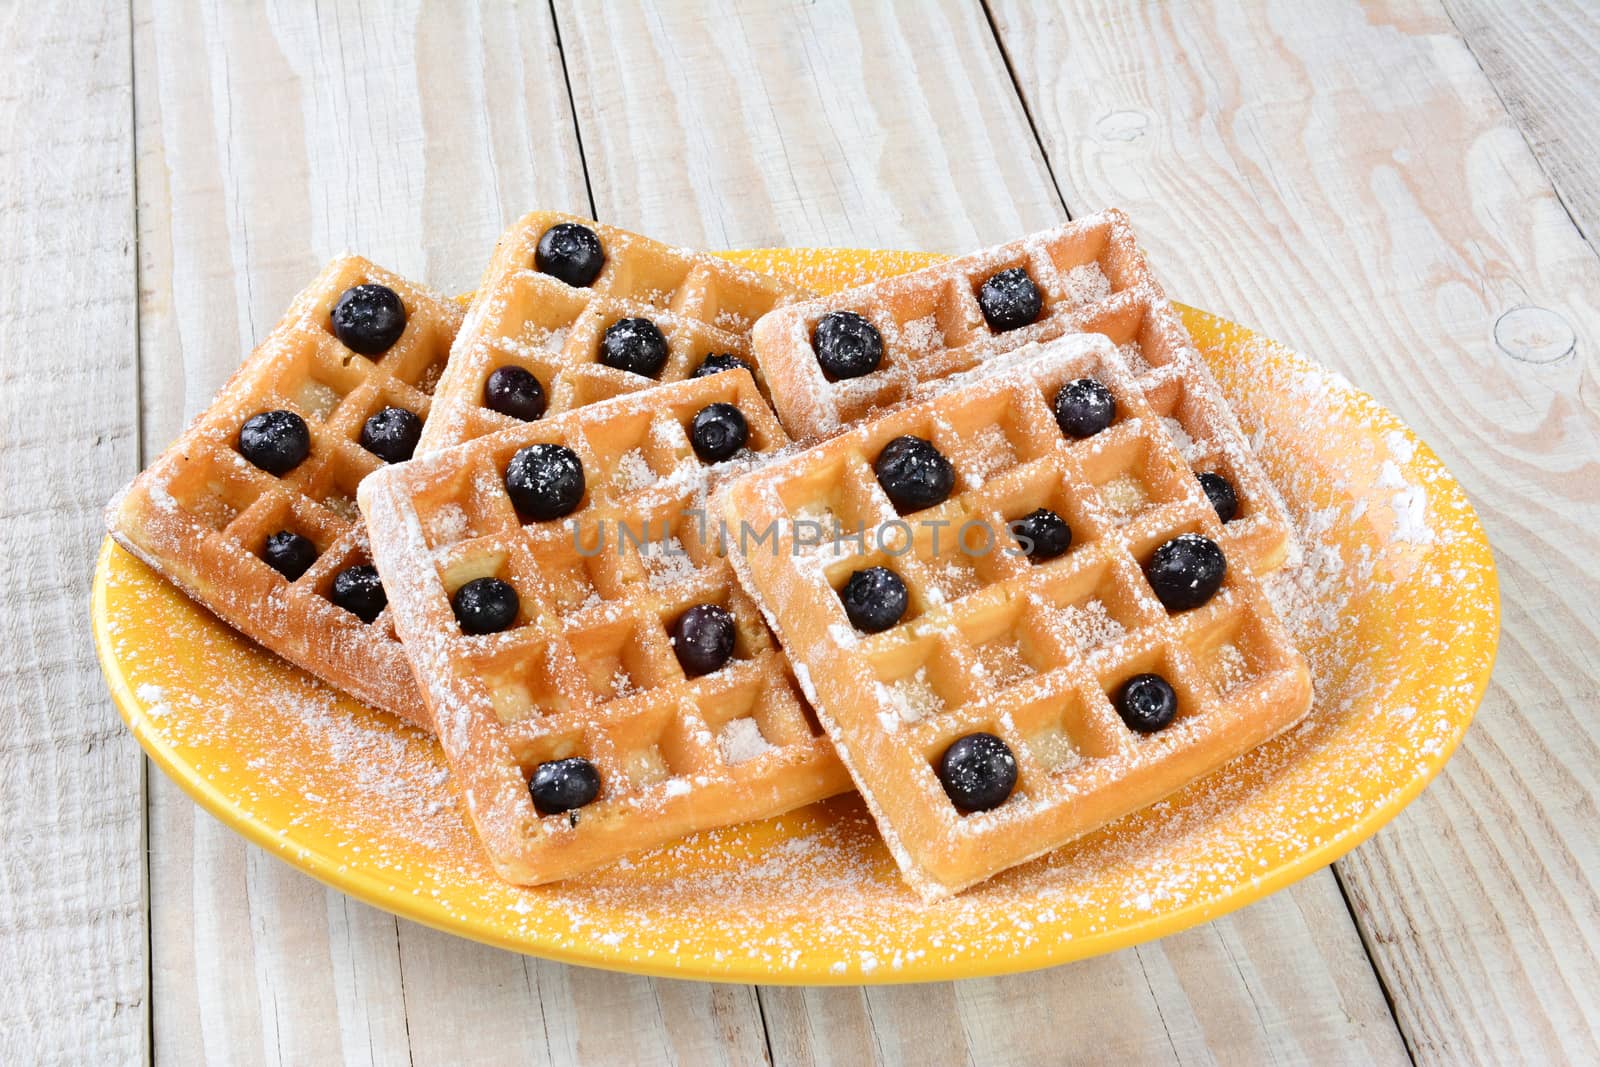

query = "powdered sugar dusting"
900;314;943;352
719;717;774;764
1060;263;1112;306
1052;598;1127;655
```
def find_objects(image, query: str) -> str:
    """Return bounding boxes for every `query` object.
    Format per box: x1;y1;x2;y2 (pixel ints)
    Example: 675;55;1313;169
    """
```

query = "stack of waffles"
107;207;1311;899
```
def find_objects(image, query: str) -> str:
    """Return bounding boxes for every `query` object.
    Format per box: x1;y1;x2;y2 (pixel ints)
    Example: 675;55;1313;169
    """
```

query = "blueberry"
484;366;548;422
840;566;909;634
1145;533;1226;612
811;310;883;380
330;564;386;623
1115;673;1178;733
452;577;520;635
599;318;669;377
262;530;317;581
1053;378;1116;439
977;267;1043;333
504;443;586;521
359;406;422;463
874;435;955;513
689;403;749;463
670;603;736;677
330;284;407;356
238;410;311;475
1010;507;1072;562
530;757;601;816
936;733;1017;813
1197;471;1239;523
691;353;753;378
535;222;605;287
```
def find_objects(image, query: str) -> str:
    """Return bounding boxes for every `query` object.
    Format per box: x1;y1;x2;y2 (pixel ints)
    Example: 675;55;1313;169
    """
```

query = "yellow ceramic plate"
93;248;1498;984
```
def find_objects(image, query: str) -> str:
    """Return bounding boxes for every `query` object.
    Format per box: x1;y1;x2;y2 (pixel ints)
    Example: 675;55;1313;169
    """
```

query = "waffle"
721;331;1312;900
359;370;851;883
752;208;1193;438
417;211;813;452
105;257;463;728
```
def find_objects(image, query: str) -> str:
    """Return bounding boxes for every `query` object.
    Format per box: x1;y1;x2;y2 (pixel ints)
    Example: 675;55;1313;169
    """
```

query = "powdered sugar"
1051;599;1126;655
1161;416;1201;461
718;717;774;764
639;536;697;587
899;314;944;352
1059;263;1112;306
614;449;659;492
880;668;945;724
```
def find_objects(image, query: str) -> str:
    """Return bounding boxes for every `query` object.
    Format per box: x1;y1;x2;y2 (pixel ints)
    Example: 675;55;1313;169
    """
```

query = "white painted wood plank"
988;0;1600;1061
1445;0;1600;248
0;3;145;1064
555;0;1065;251
134;2;776;1063
556;2;1407;1063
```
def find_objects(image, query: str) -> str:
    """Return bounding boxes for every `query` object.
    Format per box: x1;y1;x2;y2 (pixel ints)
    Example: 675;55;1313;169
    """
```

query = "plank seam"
752;987;776;1066
1443;2;1597;254
124;0;153;1062
545;0;598;219
976;0;1071;220
1332;865;1418;1065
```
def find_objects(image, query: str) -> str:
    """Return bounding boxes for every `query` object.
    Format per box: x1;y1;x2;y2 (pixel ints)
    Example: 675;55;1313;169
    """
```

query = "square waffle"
104;256;463;728
753;208;1186;438
721;331;1312;900
359;371;851;883
417;211;813;451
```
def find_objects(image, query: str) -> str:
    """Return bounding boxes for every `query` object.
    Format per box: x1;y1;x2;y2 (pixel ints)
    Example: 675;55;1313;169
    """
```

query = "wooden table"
4;2;1596;1063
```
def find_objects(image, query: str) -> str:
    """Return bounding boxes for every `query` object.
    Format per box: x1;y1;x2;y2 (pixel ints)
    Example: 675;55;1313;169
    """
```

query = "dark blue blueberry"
689;403;749;463
262;530;317;581
874;435;955;513
484;366;547;422
690;353;753;378
530;757;601;815
1197;471;1239;523
504;443;586;521
330;564;386;623
840;566;909;634
330;284;407;356
359;406;422;463
1115;673;1178;733
1011;507;1072;562
452;577;520;635
599;318;669;377
811;310;883;380
535;222;605;287
977;267;1043;333
1053;377;1116;439
670;603;736;677
936;733;1018;813
238;410;311;475
1145;533;1226;612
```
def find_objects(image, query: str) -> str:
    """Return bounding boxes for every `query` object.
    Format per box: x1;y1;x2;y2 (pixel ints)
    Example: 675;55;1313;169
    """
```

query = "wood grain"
554;0;1065;251
556;3;1407;1063
132;2;771;1064
988;0;1600;1061
1445;0;1600;247
0;3;145;1064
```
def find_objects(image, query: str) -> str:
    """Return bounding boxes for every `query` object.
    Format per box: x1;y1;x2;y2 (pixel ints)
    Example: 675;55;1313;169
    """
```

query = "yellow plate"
93;248;1498;983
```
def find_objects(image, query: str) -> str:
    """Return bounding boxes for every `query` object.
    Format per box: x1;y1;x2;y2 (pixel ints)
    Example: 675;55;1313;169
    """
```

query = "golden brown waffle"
360;371;850;883
417;211;812;451
753;208;1191;438
105;257;463;728
722;331;1311;900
